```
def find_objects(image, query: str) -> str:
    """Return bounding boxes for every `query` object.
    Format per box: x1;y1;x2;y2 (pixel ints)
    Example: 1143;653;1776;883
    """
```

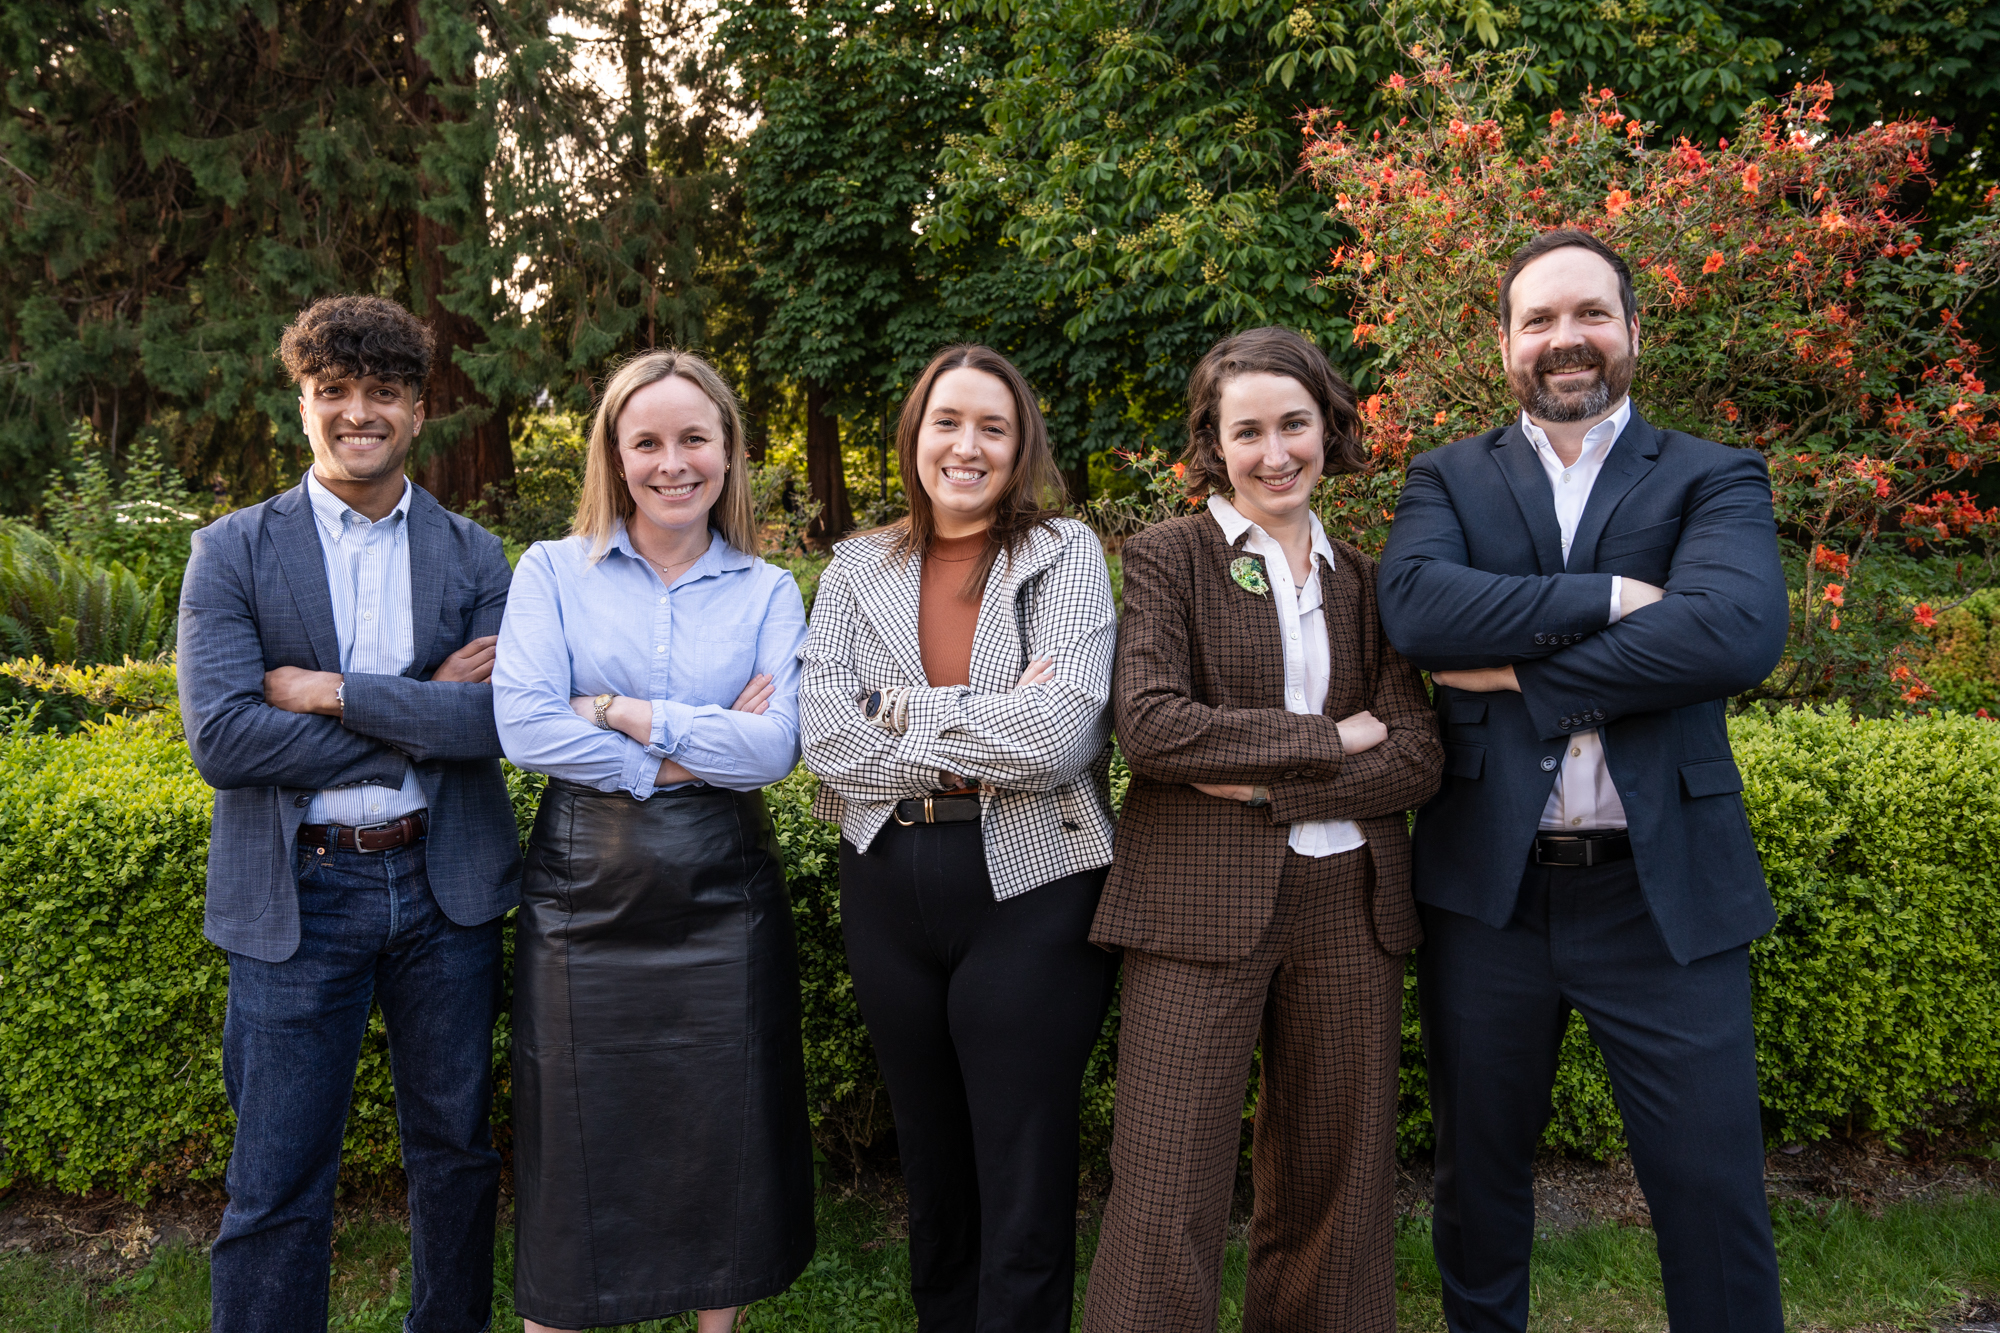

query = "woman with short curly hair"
1083;327;1443;1333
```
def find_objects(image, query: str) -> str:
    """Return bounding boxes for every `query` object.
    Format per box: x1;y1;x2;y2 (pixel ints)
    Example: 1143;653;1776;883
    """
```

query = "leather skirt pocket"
511;779;815;1326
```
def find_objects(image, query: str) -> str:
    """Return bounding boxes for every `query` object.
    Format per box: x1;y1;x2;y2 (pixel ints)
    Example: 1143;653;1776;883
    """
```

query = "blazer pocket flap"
1597;517;1681;561
1444;742;1486;779
1679;757;1744;798
1447;698;1487;725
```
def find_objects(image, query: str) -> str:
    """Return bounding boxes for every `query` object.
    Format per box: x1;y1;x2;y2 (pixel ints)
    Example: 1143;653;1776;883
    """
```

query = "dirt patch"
1386;1127;2000;1236
0;1174;414;1280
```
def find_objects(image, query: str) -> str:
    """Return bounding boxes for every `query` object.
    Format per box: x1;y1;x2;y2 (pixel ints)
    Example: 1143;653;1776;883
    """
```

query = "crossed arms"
178;524;512;793
1377;447;1790;731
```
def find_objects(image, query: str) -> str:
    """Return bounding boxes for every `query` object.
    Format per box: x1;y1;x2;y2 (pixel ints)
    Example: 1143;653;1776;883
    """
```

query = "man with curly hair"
178;294;521;1333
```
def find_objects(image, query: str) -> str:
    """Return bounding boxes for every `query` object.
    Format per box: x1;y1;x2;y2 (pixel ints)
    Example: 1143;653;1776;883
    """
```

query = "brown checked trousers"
1084;511;1442;1333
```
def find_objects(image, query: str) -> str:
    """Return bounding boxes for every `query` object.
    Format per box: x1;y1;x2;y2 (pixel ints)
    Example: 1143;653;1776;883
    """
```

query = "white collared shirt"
1518;399;1631;832
302;470;427;826
1207;496;1366;858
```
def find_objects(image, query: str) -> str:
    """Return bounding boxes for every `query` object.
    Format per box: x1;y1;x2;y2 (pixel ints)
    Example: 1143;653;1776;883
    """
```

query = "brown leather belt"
1532;830;1632;868
893;795;982;826
298;810;429;853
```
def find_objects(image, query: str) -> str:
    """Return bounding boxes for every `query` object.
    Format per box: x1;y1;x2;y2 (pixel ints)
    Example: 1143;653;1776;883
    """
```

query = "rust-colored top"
919;530;988;687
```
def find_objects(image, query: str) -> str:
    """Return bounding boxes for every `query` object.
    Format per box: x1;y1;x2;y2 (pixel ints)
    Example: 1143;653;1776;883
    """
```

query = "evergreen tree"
0;0;567;513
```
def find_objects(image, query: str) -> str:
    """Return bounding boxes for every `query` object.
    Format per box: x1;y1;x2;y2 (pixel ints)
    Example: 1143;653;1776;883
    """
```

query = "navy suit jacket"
1377;411;1789;964
178;480;523;963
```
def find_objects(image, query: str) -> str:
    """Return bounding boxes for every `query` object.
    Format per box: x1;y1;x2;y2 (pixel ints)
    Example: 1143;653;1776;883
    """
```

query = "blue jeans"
210;837;503;1333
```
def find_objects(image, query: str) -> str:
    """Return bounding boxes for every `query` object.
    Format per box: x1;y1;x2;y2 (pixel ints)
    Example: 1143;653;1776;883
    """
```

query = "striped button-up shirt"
303;470;426;825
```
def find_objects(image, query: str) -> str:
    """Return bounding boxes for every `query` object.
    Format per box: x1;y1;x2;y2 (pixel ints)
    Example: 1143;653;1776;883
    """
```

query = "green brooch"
1230;555;1270;597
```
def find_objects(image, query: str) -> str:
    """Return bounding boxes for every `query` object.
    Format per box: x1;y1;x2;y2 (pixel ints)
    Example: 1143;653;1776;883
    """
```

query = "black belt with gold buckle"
1531;830;1632;868
298;810;429;853
893;795;982;826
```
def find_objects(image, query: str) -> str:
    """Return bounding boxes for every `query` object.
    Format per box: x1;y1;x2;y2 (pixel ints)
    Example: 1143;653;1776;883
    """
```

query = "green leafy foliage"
1397;706;2000;1158
723;0;997;413
1302;41;2000;711
38;423;207;606
0;678;1994;1194
0;527;172;667
1914;586;2000;714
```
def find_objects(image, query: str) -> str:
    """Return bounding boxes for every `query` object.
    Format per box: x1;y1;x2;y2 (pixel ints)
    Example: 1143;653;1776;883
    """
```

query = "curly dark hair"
1180;327;1366;498
277;295;435;391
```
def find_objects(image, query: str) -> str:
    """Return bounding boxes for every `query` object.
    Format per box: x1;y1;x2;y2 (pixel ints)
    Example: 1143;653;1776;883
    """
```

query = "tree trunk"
1064;456;1091;509
403;0;512;517
805;381;851;546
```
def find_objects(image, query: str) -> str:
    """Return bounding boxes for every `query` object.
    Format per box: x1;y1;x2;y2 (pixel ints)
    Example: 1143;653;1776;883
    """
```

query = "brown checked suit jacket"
1092;510;1444;963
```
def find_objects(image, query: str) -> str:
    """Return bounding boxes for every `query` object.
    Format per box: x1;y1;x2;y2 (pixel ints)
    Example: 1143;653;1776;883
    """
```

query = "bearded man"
1377;229;1789;1332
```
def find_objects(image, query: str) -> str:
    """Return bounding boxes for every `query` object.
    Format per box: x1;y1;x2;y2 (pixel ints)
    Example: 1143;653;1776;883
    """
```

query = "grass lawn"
2;1190;1994;1331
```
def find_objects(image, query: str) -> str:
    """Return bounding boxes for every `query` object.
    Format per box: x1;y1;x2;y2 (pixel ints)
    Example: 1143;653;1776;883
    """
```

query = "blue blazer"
1377;411;1789;964
178;480;523;963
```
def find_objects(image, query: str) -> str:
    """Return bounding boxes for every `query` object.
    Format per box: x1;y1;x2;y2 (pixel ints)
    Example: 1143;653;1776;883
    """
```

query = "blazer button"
1534;633;1547;645
1541;756;1559;771
1283;770;1299;779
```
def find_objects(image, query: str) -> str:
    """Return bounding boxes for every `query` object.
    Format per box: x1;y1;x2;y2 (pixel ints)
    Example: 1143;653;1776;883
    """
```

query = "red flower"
1702;251;1725;275
1548;109;1566;127
1605;188;1634;219
1812;545;1850;575
1742;163;1761;194
1913;603;1938;629
1721;400;1740;423
1822;583;1845;607
1433;411;1448;426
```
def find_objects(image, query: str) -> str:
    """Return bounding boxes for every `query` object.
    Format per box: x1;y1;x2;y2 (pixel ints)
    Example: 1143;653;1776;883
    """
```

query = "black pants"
841;820;1117;1333
1418;859;1783;1333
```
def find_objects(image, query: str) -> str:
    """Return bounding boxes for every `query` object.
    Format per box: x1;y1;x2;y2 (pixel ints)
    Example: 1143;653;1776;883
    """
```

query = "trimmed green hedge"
0;705;1995;1197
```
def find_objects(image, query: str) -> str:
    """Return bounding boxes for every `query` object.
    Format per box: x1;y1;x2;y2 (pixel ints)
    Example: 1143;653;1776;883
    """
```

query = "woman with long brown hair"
493;349;814;1331
800;344;1119;1332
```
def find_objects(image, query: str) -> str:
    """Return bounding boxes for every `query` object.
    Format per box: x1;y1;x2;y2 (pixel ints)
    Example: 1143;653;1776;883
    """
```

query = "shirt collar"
304;469;410;540
1207;494;1337;571
1518;396;1633;469
607;521;756;580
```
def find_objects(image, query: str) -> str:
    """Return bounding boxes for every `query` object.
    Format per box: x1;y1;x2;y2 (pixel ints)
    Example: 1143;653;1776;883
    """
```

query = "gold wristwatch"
591;693;616;729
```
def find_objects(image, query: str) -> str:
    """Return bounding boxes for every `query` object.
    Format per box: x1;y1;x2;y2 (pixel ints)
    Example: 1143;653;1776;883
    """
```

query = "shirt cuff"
646;699;697;758
1608;575;1623;625
897;686;959;773
620;738;658;800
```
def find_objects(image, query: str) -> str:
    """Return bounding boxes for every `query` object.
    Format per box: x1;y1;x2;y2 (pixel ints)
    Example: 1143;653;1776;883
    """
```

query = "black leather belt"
298;810;429;853
893;795;982;826
1531;830;1631;868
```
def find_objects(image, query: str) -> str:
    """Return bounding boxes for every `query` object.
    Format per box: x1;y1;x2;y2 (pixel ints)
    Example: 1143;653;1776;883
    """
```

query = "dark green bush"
1917;588;2000;716
0;698;1995;1197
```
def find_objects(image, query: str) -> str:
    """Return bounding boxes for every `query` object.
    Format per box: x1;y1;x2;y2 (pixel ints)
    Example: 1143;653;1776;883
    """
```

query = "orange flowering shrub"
1302;40;2000;711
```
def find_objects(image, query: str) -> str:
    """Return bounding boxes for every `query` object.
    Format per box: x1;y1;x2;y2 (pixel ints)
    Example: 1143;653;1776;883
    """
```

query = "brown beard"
1507;342;1635;422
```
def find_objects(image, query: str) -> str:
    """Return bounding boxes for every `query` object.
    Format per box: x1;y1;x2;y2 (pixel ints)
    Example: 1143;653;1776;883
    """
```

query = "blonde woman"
493;351;814;1331
800;344;1119;1332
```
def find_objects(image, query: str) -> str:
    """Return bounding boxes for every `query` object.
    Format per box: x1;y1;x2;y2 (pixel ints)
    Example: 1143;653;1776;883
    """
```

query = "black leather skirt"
511;778;815;1326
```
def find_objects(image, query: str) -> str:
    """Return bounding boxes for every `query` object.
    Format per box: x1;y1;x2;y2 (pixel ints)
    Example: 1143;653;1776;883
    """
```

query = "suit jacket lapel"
1565;412;1662;573
404;488;447;673
1489;423;1567;575
1204;514;1285;711
270;484;343;671
851;538;930;686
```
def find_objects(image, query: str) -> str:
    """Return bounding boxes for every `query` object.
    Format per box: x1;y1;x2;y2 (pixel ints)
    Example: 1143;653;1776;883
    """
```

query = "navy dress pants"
1418;858;1784;1333
210;838;504;1333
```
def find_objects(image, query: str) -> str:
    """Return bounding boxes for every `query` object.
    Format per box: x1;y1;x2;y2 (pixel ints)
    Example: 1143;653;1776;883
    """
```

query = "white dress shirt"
303;470;427;826
1208;496;1366;857
1518;398;1631;832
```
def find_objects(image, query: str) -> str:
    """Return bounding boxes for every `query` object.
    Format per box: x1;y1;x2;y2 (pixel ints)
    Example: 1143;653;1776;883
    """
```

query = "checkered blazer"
1092;510;1443;963
799;516;1118;899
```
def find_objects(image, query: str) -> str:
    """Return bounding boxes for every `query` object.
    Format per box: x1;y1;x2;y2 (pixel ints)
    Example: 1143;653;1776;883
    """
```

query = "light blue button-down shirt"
302;470;427;825
493;525;807;799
